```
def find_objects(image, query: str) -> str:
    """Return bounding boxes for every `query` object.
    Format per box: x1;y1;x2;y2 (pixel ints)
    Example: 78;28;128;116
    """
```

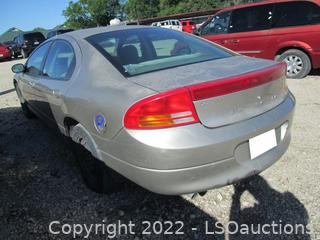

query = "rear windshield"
24;32;45;41
86;28;233;76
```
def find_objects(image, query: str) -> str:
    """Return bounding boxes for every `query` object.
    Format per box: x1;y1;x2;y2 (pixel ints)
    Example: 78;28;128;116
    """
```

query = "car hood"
128;55;277;92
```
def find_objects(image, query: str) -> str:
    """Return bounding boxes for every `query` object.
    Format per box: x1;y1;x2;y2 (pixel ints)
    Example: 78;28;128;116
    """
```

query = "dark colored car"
181;20;196;33
47;29;74;39
0;43;11;61
14;32;46;58
198;0;320;79
3;40;19;58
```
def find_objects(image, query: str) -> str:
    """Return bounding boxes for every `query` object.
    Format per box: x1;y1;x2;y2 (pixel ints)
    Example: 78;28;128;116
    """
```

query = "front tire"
14;83;36;119
276;49;311;79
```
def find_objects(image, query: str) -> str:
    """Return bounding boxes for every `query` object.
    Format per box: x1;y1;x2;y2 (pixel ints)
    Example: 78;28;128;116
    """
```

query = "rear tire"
276;49;311;79
72;140;120;194
21;49;28;58
14;83;36;119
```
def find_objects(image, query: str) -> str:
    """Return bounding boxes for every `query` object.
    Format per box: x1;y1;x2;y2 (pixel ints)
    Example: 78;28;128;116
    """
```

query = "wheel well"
276;47;312;66
64;117;79;136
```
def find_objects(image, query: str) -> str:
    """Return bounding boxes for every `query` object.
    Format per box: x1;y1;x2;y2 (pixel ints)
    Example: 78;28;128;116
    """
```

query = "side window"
26;42;51;76
229;5;273;33
201;11;231;35
273;1;320;28
99;37;118;56
43;40;76;80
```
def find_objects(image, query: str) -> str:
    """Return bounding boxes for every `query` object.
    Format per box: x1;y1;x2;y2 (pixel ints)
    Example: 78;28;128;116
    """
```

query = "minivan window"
43;40;76;80
229;4;273;33
202;11;231;35
87;28;233;76
26;42;51;76
272;1;320;28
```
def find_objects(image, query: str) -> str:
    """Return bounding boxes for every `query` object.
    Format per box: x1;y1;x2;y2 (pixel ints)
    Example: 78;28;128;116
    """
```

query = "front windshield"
86;28;233;76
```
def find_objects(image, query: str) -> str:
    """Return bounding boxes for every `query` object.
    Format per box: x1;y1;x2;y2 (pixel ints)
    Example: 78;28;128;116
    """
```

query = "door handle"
230;39;240;44
52;90;62;98
218;40;227;44
28;81;35;87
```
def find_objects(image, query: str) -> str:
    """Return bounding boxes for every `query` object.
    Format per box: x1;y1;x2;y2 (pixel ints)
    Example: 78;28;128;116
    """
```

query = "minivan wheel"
14;83;36;118
72;142;120;194
277;49;311;79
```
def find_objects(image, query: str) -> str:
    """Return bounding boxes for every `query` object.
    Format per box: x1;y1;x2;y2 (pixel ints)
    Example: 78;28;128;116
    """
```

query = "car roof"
218;0;320;13
65;25;150;39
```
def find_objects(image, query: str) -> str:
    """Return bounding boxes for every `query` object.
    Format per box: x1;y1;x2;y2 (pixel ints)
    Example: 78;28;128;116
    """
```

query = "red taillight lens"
124;88;199;129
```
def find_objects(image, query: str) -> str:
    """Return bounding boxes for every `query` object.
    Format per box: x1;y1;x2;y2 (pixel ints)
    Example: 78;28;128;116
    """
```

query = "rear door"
227;4;274;58
203;4;274;59
37;39;76;123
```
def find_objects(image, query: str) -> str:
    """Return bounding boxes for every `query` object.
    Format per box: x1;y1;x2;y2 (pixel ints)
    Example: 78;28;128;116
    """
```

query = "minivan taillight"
124;88;199;129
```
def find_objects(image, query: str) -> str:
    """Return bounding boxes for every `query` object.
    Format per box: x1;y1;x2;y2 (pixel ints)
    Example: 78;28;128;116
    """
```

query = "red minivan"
181;20;197;33
199;0;320;78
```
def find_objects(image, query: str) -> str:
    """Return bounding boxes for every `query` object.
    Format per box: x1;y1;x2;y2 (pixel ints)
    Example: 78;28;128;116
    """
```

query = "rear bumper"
97;92;295;195
0;52;11;59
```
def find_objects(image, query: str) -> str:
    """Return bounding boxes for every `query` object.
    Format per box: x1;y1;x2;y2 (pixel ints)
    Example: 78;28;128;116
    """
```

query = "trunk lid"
129;56;288;128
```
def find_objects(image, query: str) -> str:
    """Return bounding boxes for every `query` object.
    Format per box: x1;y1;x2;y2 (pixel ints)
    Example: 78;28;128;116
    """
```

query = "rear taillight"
188;63;286;101
124;63;285;130
124;88;199;129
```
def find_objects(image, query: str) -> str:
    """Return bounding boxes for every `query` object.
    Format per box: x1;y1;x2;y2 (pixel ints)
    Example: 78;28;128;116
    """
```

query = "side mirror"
11;63;25;73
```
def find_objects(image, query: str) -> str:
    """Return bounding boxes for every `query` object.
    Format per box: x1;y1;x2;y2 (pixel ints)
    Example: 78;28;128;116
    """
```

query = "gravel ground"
0;59;319;240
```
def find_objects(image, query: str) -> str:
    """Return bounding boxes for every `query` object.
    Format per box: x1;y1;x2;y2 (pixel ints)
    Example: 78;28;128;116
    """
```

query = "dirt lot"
0;59;319;240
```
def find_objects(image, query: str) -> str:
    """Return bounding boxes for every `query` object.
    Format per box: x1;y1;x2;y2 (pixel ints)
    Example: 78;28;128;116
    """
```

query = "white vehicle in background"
151;22;161;27
158;19;182;31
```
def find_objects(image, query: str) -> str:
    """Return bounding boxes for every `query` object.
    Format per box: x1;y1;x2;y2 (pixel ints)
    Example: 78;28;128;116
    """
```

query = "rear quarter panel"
61;38;156;140
269;24;320;67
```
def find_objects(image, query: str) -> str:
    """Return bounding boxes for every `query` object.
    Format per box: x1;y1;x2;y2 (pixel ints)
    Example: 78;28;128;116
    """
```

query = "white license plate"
0;54;3;57
34;41;39;45
249;129;277;159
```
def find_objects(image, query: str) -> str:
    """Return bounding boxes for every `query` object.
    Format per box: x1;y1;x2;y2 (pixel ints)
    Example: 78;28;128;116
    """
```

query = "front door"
19;42;52;114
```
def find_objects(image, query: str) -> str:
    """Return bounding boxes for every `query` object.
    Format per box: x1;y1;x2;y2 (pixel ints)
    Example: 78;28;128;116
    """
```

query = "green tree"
124;0;262;20
63;0;120;29
125;0;160;20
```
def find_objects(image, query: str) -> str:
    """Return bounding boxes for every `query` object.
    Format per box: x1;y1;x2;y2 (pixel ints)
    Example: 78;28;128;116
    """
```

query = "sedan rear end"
83;27;295;194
